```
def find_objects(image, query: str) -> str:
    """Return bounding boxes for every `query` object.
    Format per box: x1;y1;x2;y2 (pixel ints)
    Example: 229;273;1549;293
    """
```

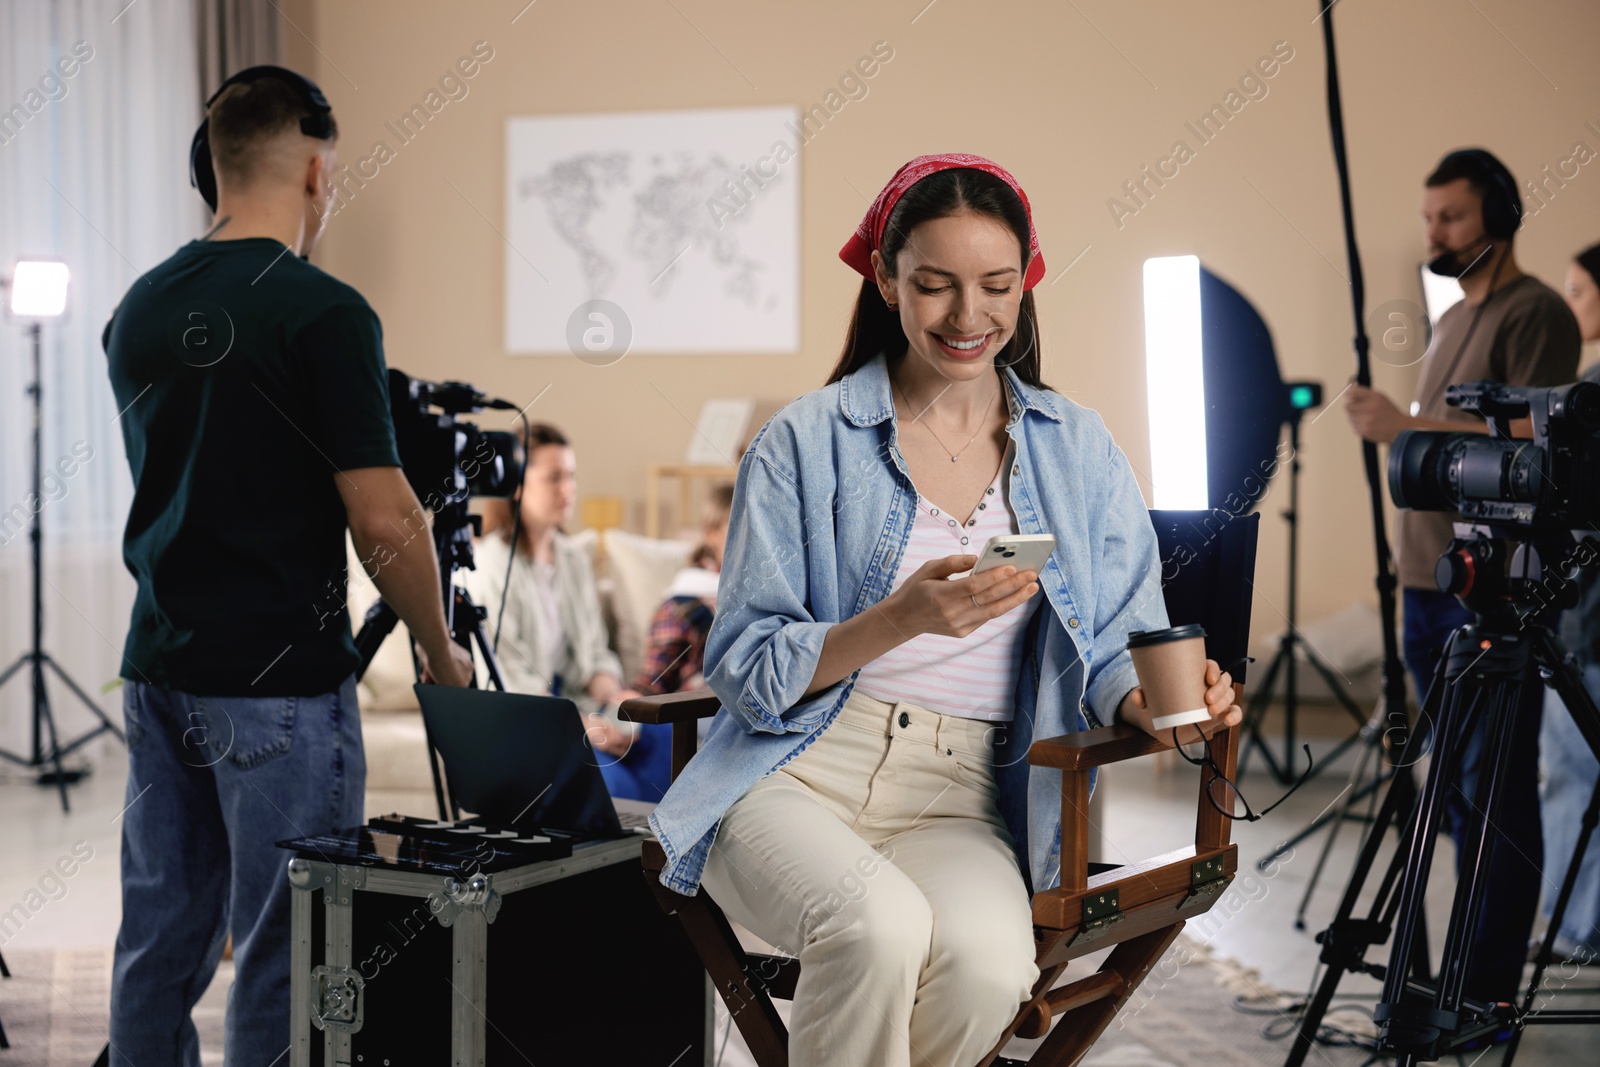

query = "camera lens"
1389;429;1548;515
1389;430;1452;511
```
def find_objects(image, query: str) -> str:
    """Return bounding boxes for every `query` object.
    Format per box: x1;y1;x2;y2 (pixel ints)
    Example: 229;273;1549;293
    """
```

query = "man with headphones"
102;67;473;1064
1346;148;1580;1013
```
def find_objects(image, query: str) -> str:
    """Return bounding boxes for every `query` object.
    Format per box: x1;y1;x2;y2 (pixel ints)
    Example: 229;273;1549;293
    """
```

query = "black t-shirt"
103;238;401;696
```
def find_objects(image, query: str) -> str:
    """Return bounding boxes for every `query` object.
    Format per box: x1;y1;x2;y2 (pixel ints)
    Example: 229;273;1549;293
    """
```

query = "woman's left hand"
1116;658;1242;746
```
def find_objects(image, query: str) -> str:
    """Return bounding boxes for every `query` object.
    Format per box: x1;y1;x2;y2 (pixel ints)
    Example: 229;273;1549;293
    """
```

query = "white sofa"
351;527;696;818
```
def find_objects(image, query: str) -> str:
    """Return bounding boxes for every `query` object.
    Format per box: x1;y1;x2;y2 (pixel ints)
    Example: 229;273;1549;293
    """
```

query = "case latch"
310;966;364;1033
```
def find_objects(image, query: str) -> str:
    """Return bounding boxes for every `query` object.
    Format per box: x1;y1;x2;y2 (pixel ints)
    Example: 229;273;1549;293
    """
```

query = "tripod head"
1435;522;1600;630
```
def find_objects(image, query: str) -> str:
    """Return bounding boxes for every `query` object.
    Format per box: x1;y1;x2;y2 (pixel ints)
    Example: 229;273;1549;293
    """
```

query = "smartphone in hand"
949;534;1056;579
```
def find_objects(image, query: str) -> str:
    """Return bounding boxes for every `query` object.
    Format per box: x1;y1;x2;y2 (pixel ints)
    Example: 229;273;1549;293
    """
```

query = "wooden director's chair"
620;510;1259;1067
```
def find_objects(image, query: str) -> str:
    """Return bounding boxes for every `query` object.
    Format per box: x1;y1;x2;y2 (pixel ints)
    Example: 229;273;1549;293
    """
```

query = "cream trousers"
700;689;1040;1067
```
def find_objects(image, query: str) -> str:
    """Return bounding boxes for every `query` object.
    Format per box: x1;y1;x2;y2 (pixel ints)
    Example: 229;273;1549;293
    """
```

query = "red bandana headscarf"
838;153;1047;290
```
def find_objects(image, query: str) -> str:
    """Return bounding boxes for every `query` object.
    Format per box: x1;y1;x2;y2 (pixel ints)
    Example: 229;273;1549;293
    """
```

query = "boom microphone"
1426;232;1493;278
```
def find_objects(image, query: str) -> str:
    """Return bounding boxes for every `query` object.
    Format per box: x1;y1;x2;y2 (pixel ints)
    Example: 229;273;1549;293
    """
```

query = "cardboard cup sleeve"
1127;624;1210;731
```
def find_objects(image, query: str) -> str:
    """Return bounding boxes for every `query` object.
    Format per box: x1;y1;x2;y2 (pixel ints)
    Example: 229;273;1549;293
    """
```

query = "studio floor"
1;701;1595;1066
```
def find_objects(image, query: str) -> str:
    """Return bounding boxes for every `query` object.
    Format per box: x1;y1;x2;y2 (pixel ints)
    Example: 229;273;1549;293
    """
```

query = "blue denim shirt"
647;353;1169;897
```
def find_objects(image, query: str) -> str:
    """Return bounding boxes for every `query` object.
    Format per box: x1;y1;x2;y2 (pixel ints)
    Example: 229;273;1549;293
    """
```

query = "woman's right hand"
880;554;1040;639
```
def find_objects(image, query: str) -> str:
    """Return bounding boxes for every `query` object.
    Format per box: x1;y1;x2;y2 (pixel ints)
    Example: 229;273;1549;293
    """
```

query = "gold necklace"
894;380;998;462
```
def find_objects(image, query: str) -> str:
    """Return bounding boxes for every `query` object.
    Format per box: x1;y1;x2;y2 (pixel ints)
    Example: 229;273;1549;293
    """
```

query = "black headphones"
189;65;335;212
1438;148;1523;240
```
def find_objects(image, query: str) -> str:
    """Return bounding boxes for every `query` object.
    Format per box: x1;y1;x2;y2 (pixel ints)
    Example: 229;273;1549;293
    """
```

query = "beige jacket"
462;530;623;713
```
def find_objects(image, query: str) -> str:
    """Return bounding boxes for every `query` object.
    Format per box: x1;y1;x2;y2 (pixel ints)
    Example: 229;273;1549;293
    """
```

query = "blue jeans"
599;721;674;802
110;675;365;1067
1539;663;1600;950
1403;588;1543;1003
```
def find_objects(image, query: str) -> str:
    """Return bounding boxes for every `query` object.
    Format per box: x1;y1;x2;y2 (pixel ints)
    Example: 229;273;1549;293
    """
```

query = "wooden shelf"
645;464;739;539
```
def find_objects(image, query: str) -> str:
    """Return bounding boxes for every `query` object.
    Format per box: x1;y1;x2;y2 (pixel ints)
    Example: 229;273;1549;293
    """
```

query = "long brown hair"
826;167;1045;388
478;422;569;559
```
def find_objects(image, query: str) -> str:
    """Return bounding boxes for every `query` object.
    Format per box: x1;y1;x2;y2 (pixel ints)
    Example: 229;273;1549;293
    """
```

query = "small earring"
887;301;897;310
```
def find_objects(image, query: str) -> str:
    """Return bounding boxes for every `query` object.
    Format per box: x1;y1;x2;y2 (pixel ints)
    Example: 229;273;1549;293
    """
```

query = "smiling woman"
647;153;1243;1067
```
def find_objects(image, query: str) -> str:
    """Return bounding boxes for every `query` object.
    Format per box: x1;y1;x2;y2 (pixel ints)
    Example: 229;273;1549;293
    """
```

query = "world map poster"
505;106;801;355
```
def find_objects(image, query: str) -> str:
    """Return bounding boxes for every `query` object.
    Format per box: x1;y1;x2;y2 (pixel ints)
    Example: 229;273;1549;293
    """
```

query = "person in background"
1346;148;1580;1010
601;484;736;802
1536;241;1600;965
468;423;638;753
631;483;734;696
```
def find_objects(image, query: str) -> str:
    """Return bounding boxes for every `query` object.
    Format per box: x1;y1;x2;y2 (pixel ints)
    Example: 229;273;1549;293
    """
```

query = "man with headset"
1346;149;1580;1011
102;68;473;1064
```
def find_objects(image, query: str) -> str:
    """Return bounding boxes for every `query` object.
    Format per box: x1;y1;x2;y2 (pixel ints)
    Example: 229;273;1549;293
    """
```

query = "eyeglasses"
1170;656;1315;822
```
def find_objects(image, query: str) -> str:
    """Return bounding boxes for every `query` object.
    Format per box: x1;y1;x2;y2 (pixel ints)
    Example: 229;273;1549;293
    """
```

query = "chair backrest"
1148;510;1259;689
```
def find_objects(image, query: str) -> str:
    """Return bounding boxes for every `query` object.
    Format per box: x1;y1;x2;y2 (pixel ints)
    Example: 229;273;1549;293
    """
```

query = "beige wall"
285;0;1600;650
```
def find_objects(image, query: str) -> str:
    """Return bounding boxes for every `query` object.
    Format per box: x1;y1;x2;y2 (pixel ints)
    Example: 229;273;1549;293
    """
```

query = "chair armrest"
1027;723;1169;771
619;688;722;725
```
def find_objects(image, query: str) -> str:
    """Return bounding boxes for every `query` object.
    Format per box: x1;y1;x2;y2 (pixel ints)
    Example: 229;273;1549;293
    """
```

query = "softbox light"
1143;255;1288;512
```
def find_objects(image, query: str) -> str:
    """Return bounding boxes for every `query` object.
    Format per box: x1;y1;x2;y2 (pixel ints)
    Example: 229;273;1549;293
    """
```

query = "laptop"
413;684;655;841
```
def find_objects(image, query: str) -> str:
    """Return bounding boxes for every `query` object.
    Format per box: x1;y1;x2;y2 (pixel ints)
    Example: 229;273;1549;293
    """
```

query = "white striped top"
854;466;1039;721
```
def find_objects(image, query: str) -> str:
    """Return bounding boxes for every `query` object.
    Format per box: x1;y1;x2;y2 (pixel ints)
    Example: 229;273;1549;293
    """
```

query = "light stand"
1238;383;1371;785
0;263;125;812
1242;0;1423;921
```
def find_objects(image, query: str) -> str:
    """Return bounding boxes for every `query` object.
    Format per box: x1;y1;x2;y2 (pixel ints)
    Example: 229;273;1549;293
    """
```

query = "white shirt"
853;464;1038;721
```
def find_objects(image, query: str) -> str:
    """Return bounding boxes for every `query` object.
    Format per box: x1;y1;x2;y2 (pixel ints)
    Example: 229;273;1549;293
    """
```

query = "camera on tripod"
352;371;528;821
1306;378;1600;1060
1389;378;1600;529
355;370;527;688
1388;379;1600;616
388;369;526;510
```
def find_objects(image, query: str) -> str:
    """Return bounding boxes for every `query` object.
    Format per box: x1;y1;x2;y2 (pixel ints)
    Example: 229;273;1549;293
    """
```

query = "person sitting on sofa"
631;484;734;696
467;423;639;755
599;484;737;802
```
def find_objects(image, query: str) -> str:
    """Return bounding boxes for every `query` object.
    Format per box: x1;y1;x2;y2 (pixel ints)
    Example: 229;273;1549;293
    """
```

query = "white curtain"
0;0;204;762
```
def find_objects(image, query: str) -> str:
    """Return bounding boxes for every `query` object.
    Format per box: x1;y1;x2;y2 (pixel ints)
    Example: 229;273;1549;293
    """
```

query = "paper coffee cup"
1126;624;1211;731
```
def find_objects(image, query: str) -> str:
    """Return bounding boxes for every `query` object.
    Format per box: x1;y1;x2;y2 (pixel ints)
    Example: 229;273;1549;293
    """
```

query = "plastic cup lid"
1125;623;1208;650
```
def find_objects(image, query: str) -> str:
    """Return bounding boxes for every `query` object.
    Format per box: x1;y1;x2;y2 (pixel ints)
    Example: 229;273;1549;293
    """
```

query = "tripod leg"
33;655;70;812
0;945;8;1049
1293;724;1387;929
0;655;37;768
1297;639;1372;727
42;653;125;744
354;597;451;821
455;586;506;692
1239;645;1289;781
353;598;401;681
1537;632;1600;764
1285;664;1443;1067
1433;678;1524;1015
0;652;28;690
1374;633;1483;1051
1376;622;1551;1058
1286;767;1420;1065
1258;767;1388;873
1510;635;1600;1060
1519;775;1600;1009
